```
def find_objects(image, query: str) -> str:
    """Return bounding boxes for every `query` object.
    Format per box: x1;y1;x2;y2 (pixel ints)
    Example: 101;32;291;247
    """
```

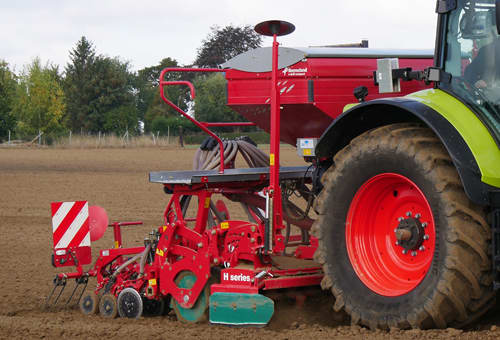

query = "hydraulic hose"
138;243;152;278
191;137;315;248
111;243;152;279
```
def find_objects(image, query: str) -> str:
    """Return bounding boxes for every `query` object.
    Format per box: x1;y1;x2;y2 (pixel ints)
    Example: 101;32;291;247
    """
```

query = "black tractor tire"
312;123;494;329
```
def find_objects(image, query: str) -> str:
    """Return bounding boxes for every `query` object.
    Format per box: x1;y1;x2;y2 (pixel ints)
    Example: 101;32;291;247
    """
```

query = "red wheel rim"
346;173;435;296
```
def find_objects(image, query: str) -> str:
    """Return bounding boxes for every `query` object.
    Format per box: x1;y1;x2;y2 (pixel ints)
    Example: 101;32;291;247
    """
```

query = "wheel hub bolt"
406;211;412;217
419;246;425;251
415;213;421;219
423;234;429;240
398;217;404;222
411;251;417;256
402;249;408;255
422;222;428;228
395;241;399;246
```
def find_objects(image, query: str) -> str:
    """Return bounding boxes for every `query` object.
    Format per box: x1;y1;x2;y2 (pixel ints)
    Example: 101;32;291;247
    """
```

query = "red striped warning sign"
51;201;91;267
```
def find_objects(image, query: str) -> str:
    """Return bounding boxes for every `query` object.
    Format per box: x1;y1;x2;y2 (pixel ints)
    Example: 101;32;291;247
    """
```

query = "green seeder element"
171;272;210;322
209;292;274;326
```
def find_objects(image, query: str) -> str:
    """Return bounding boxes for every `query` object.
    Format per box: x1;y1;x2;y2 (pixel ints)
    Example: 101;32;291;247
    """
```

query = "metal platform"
149;166;313;185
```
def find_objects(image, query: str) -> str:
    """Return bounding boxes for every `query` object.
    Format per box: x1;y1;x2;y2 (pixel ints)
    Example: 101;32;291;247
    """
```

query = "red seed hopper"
223;47;433;144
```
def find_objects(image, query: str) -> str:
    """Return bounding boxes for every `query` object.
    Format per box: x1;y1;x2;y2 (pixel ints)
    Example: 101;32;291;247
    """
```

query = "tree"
193;73;249;131
103;104;137;135
194;25;262;68
64;37;137;134
0;60;17;142
150;115;196;136
150;115;170;135
87;56;137;133
136;58;190;132
13;58;66;138
64;36;96;131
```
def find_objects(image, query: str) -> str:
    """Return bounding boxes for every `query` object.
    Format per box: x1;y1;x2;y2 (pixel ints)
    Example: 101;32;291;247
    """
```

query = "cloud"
0;0;437;72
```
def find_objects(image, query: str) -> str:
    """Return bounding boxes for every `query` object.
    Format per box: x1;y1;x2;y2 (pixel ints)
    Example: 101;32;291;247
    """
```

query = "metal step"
149;166;314;185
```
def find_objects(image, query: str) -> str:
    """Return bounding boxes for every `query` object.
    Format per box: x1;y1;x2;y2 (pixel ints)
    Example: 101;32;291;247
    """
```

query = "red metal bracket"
159;68;226;173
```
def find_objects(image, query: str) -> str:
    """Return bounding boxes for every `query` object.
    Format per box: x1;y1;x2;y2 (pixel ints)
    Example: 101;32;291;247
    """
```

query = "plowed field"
1;146;499;339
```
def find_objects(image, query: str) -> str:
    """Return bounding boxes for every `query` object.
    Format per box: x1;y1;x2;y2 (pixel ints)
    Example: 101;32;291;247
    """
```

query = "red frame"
51;38;323;311
159;68;227;173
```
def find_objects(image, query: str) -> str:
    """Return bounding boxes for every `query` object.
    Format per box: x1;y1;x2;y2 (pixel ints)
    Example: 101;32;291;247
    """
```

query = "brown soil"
1;146;499;339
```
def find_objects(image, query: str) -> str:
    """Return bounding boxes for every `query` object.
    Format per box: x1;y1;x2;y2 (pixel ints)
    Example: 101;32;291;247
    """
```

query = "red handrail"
201;122;256;127
159;67;227;173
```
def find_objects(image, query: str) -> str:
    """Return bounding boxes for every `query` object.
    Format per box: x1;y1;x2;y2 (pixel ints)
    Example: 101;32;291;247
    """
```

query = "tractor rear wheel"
312;123;494;329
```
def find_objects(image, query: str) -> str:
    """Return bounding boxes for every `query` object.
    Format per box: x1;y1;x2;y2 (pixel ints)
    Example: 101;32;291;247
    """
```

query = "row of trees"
0;25;262;143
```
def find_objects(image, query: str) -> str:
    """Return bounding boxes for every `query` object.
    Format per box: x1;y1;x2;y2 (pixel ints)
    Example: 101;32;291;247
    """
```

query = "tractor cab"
439;0;500;140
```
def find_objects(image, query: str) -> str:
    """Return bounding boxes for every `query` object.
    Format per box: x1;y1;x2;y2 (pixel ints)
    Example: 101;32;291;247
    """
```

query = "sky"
0;1;438;72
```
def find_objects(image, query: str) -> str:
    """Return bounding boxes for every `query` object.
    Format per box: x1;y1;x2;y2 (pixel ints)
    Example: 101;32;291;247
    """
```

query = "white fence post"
121;130;129;146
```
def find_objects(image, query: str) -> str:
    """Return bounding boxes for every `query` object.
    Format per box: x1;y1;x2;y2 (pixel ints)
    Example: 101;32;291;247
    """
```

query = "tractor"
310;0;500;328
48;0;500;330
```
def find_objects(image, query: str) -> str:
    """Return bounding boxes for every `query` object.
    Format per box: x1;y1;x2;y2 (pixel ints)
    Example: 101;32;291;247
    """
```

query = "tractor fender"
315;93;493;206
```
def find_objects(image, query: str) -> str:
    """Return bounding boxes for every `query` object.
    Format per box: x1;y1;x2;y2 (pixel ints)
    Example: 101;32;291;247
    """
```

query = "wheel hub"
395;214;426;251
346;173;436;296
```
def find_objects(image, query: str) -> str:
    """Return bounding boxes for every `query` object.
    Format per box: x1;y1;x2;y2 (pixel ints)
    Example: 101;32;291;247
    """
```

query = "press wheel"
117;288;143;319
99;293;118;318
79;292;98;315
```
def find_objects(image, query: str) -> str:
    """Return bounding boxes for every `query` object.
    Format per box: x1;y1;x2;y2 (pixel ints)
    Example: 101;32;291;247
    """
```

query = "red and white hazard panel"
51;201;92;267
